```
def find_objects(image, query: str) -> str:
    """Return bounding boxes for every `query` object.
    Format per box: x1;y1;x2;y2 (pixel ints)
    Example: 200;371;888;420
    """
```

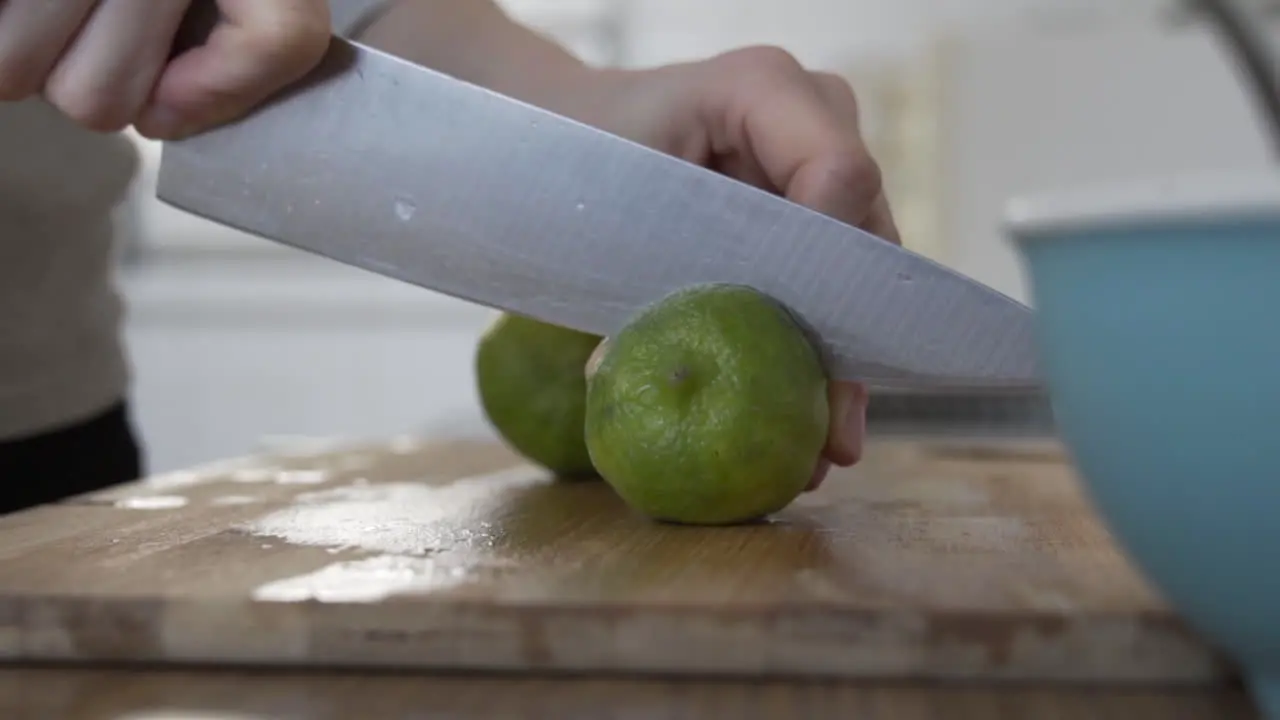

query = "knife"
155;21;1041;392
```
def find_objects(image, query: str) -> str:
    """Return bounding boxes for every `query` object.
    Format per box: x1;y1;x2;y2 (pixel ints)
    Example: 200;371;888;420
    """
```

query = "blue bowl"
1005;172;1280;716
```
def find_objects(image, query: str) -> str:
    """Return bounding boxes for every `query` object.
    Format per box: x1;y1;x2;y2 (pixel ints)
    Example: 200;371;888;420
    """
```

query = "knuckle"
249;8;331;72
823;149;883;198
812;71;857;100
811;71;850;90
721;45;806;77
811;70;862;114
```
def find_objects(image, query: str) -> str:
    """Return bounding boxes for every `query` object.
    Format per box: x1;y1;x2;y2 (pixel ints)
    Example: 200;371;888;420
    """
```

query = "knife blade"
155;34;1041;391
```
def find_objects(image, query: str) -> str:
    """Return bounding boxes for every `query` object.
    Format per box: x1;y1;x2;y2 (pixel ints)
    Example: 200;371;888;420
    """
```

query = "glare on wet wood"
0;437;1232;683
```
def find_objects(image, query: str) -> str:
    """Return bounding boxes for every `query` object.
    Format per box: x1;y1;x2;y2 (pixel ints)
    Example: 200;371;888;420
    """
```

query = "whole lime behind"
475;313;602;479
585;284;829;524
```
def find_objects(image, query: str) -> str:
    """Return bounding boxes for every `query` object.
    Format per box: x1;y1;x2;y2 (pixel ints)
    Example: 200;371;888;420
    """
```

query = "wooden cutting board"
0;436;1231;683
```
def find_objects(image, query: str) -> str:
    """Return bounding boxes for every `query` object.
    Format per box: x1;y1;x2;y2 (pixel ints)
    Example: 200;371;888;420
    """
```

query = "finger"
808;73;903;245
807;75;903;249
806;382;870;492
135;0;330;139
0;0;98;100
43;0;189;131
863;191;902;245
709;149;773;194
823;381;868;467
809;71;861;129
702;48;884;229
790;72;884;228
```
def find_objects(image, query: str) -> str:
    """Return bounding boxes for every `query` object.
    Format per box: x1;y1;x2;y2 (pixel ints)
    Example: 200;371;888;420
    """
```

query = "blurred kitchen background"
115;0;1279;472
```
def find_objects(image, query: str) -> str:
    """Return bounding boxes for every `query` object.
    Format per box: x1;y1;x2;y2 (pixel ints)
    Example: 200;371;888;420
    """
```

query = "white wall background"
614;0;1172;67
116;0;1278;471
937;21;1275;301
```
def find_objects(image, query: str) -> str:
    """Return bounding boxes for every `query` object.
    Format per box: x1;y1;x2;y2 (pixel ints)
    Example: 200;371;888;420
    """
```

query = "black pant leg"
0;402;143;515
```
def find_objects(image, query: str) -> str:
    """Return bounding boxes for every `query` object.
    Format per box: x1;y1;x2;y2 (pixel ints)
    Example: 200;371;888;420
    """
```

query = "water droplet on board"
394;198;417;221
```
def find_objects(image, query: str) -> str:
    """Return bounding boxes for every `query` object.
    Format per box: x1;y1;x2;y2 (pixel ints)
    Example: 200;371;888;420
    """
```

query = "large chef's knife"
155;29;1041;391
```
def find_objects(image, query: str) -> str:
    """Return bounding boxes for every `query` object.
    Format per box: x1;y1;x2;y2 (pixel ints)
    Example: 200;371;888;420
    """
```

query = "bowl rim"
1003;170;1280;240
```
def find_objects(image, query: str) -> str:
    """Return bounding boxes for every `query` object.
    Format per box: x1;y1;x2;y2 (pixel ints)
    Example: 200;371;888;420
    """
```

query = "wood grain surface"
0;436;1232;683
0;666;1259;720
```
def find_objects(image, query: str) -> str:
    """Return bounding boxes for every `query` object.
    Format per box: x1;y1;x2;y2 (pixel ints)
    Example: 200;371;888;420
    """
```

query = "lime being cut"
584;284;829;525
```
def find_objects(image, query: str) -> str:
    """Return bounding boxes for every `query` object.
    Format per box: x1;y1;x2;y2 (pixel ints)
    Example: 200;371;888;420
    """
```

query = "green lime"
475;313;602;479
585;284;828;524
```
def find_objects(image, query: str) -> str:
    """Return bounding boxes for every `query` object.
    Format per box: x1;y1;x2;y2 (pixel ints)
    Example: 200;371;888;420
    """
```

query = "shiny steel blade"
157;38;1041;390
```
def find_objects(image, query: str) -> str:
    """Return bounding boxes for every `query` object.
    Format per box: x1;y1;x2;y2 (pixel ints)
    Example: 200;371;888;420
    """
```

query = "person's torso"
0;0;390;440
0;99;138;439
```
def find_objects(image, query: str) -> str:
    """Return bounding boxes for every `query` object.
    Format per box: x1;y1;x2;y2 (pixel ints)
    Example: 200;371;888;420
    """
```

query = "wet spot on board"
138;453;280;491
240;465;548;557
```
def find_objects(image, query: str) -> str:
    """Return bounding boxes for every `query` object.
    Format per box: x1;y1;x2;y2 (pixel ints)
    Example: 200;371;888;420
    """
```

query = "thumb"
135;0;331;139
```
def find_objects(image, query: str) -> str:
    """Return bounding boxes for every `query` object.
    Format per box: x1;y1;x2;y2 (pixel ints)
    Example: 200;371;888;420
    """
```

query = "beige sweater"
0;1;387;440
